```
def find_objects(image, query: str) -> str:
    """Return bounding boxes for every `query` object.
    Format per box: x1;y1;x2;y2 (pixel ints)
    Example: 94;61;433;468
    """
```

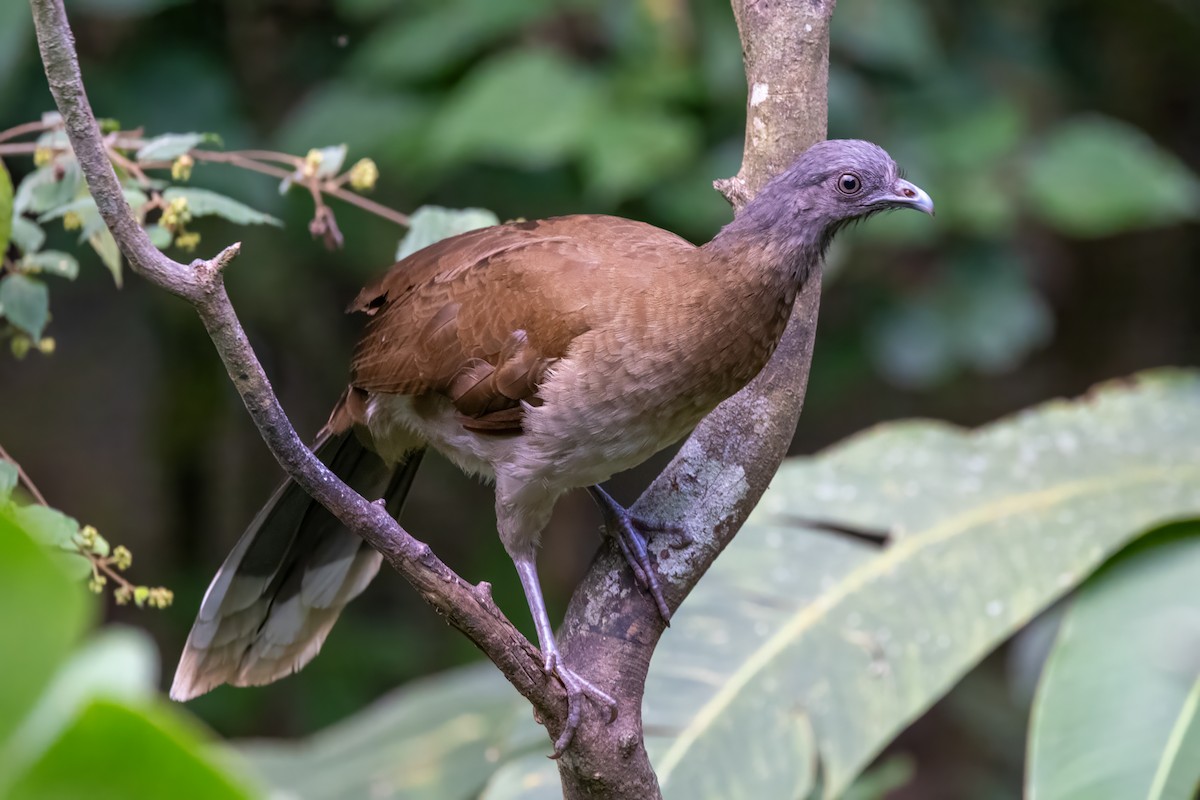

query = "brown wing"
348;215;695;433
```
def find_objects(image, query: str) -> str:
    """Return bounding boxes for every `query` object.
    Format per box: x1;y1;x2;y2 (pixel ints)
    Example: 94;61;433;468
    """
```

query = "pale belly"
364;390;705;496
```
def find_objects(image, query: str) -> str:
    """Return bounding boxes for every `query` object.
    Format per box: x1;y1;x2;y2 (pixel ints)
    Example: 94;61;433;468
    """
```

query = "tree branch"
28;0;566;735
551;1;836;797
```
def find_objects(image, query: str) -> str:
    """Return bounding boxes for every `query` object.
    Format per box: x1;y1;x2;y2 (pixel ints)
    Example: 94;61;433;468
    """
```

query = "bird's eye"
837;173;862;195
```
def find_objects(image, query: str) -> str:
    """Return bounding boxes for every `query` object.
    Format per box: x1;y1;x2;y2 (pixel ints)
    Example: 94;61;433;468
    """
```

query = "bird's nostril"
902;187;916;198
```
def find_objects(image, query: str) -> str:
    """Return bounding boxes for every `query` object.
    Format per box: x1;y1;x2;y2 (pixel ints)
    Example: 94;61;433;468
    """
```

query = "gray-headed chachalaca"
171;139;933;750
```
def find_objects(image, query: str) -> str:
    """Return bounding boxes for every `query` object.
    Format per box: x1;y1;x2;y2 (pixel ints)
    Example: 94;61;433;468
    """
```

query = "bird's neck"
702;199;826;293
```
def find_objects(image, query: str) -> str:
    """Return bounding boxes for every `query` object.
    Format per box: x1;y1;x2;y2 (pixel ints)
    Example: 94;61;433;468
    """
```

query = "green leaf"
0;459;16;501
20;251;80;280
429;49;602;168
582;110;701;202
832;0;940;74
241;664;536;800
162;187;282;227
311;144;347;179
348;0;554;83
145;223;173;249
36;189;147;228
1025;116;1200;237
0;274;50;339
0;510;89;769
10;504;79;549
396;205;499;260
88;228;123;287
868;255;1053;387
1027;526;1200;800
643;370;1200;799
2;627;157;780
10;217;45;255
13;161;84;216
279;144;347;194
136;132;205;162
6;700;257;800
0;159;13;258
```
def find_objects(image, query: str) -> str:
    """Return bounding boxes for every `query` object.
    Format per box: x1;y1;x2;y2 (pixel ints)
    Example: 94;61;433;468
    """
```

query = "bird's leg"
587;485;691;624
511;551;617;756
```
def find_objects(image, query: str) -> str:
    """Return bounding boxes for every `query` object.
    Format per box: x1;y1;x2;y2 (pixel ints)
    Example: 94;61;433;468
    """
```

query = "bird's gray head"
720;139;933;263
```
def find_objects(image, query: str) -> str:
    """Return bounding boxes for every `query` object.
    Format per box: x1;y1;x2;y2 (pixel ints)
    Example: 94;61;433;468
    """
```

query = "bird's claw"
544;657;617;758
588;487;688;625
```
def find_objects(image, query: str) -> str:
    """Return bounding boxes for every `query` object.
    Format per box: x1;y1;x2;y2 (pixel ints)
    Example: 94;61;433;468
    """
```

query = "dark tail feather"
170;432;424;701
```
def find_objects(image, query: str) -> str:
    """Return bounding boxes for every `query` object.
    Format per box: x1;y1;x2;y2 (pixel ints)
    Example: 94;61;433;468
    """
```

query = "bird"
170;139;933;752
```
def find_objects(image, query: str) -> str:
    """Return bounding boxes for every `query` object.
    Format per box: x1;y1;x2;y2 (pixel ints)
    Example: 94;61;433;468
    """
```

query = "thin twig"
0;120;54;145
0;443;49;505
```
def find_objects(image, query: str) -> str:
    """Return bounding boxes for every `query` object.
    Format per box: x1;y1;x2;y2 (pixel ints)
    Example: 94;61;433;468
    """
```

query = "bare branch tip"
213;242;242;271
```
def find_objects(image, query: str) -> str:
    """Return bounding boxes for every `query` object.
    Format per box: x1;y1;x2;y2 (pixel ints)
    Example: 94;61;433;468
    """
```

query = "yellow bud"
171;153;194;181
33;147;53;167
302;148;323;179
62;211;82;231
37;337;56;355
348;158;379;192
161;196;191;231
148;587;175;609
80;524;99;547
114;585;132;605
175;231;201;252
112;545;133;570
10;335;31;359
88;575;107;593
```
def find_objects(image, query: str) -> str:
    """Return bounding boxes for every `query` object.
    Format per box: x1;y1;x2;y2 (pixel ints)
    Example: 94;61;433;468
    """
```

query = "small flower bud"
134;586;150;607
88;575;107;594
171;154;194;182
79;524;98;548
33;147;53;167
302;148;323;179
348;158;379;192
175;231;201;252
148;587;174;609
114;585;133;605
161;196;192;231
37;337;56;355
10;335;31;359
62;211;82;231
112;545;133;571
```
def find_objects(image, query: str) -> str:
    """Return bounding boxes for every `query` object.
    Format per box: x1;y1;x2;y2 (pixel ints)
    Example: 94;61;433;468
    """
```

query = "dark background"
2;1;1198;796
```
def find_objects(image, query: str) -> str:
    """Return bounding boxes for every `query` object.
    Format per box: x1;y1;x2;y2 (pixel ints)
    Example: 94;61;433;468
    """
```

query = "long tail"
170;427;423;701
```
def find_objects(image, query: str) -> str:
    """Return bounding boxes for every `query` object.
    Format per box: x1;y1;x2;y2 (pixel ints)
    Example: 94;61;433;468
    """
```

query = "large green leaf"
2;627;158;781
1026;527;1200;800
241;664;540;800
6;699;256;800
0;273;50;339
428;49;603;168
643;369;1200;798
349;0;554;83
1024;116;1200;237
136;132;206;162
161;187;282;227
0;511;89;779
396;205;499;261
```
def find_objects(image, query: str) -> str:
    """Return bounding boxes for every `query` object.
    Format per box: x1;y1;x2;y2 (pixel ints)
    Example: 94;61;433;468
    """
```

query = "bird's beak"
888;178;935;216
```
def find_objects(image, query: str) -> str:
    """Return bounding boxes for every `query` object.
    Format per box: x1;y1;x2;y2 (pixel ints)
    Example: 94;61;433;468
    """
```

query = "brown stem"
29;0;565;735
0;443;49;505
0;120;54;145
550;1;836;797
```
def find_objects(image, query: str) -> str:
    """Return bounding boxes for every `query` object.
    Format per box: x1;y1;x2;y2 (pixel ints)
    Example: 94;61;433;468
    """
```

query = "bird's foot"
543;650;617;758
588;486;691;625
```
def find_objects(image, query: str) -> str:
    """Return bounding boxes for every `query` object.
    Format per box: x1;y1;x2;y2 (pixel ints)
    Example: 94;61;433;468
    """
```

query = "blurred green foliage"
0;508;256;799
